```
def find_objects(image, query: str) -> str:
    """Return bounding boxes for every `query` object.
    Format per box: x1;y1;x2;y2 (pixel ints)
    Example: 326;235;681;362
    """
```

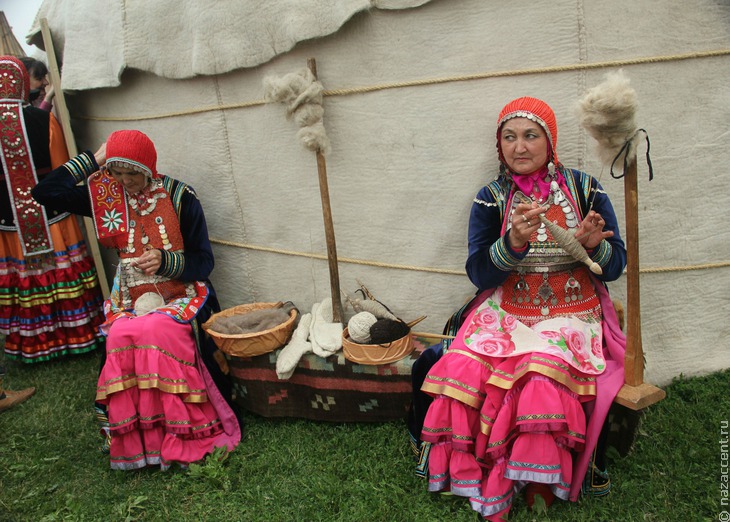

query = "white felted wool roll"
309;297;343;357
347;311;378;344
134;292;165;316
276;312;313;380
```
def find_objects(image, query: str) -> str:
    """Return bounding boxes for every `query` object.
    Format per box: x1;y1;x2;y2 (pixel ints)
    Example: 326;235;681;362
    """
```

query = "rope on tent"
640;262;730;273
210;238;465;275
76;48;730;122
209;237;730;276
323;49;730;97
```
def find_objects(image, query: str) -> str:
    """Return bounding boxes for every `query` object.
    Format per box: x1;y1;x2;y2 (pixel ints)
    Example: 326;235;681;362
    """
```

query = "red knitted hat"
105;130;158;178
0;55;30;103
496;96;558;165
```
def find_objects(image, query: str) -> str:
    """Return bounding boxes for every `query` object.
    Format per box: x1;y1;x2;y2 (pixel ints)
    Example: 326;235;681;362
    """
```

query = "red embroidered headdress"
0;55;30;102
0;55;53;256
106;130;158;179
497;96;559;166
88;130;159;244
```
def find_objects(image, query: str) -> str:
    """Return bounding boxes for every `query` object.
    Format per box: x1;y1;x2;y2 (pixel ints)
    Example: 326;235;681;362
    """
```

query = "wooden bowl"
341;326;414;365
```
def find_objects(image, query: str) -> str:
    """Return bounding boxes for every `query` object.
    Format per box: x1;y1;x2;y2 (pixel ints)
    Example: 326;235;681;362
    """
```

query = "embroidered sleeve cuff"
512;241;529;253
62;152;98;184
489;236;525;271
158;250;185;279
590;239;612;268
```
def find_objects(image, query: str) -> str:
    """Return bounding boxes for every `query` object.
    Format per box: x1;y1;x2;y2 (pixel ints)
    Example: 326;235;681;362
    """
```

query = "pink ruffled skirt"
421;348;596;521
97;314;234;470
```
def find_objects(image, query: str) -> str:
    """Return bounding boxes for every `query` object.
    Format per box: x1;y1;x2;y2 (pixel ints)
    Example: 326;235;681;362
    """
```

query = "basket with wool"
202;302;297;358
341;325;414;365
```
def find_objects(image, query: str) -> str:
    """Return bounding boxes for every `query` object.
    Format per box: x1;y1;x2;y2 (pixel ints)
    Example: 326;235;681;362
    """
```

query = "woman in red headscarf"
417;97;627;520
0;55;104;363
33;130;240;470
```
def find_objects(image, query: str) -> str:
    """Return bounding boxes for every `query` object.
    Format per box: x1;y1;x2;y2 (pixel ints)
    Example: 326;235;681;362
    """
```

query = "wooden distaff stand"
40;18;110;296
307;57;344;323
614;155;665;410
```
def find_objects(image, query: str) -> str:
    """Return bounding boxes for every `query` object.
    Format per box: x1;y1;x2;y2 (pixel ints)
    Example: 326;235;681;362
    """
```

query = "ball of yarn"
134;292;165;316
347;311;378;344
369;318;410;345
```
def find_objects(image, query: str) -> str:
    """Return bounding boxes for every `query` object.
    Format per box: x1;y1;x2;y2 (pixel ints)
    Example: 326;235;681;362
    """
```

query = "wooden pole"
40;18;110;297
622;157;643;386
307;58;344;323
614;139;666;410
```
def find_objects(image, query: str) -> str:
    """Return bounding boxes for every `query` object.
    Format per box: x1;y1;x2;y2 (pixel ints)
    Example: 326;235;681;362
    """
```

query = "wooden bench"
227;337;433;422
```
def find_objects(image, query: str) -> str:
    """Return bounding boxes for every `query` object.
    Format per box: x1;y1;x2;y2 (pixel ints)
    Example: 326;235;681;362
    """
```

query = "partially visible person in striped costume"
0;55;104;363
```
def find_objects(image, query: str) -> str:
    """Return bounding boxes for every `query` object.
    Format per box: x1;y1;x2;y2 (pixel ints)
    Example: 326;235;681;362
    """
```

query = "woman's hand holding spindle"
508;202;545;250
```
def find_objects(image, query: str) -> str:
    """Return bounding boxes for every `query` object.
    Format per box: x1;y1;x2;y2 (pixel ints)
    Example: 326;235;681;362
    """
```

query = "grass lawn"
1;347;727;522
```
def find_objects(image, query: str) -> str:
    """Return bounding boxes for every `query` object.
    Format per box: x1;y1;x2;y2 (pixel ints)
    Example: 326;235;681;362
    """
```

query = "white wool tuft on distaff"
576;69;638;166
263;68;331;154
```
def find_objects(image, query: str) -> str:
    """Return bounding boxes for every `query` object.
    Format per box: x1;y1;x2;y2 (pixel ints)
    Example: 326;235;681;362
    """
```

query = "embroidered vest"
119;180;192;309
499;184;602;327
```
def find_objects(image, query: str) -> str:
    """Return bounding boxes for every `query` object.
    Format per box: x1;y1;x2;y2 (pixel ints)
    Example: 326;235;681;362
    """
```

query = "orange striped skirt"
1;215;105;362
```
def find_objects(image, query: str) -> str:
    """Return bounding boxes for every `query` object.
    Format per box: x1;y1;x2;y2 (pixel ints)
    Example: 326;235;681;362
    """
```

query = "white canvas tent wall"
28;0;730;387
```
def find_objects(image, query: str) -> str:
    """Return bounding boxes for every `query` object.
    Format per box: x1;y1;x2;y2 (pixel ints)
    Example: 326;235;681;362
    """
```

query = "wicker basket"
202;302;297;358
341;326;415;365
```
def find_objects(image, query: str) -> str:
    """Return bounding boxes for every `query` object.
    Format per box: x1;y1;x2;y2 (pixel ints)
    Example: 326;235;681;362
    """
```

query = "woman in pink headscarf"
417;97;626;520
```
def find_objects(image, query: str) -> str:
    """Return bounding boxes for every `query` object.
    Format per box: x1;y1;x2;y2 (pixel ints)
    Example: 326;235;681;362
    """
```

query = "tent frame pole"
40;18;110;297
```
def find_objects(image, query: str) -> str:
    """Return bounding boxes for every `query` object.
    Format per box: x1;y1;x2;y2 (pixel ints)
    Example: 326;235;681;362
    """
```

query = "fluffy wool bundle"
577;70;638;165
133;292;165;316
213;306;292;335
263;68;331;154
369;318;410;345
